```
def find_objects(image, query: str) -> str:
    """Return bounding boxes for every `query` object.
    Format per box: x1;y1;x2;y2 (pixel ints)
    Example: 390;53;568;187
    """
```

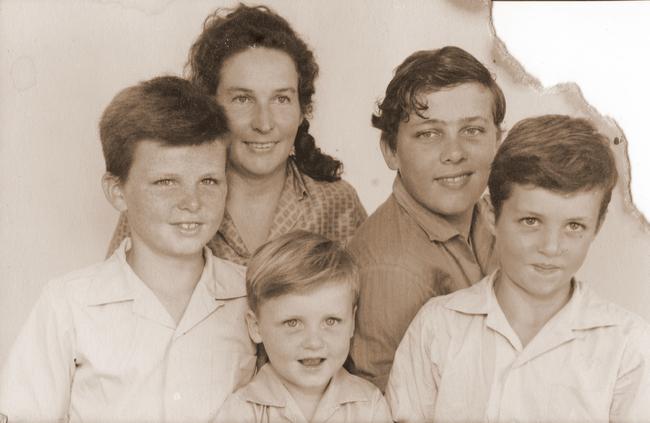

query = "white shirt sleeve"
385;302;441;423
610;324;650;423
0;281;75;421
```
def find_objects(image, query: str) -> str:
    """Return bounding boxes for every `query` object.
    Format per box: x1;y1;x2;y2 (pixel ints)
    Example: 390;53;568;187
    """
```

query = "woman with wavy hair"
108;4;366;264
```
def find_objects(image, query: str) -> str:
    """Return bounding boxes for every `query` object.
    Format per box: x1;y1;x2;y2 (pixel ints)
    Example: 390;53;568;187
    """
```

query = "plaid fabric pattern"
107;159;367;266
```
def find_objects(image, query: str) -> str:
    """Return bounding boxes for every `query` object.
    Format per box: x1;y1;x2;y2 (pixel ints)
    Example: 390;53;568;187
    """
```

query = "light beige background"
1;0;648;362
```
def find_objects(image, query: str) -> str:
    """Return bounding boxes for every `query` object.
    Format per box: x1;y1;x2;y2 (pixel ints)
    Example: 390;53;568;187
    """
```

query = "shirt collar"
392;175;474;243
200;251;247;299
216;159;309;260
238;364;369;408
83;239;246;306
443;270;623;330
287;157;310;200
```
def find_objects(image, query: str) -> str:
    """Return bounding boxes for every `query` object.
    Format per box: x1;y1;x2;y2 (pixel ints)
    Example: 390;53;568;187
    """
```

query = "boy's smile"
382;82;499;232
247;281;356;399
111;140;228;261
490;184;603;303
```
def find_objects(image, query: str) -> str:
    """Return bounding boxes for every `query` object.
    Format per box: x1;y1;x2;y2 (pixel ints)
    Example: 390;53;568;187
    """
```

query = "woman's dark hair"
186;4;342;181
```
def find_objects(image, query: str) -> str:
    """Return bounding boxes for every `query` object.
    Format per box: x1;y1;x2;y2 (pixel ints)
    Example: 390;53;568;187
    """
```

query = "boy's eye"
415;129;442;140
567;222;585;232
520;217;539;227
324;317;340;327
201;178;219;185
462;126;485;137
284;319;299;328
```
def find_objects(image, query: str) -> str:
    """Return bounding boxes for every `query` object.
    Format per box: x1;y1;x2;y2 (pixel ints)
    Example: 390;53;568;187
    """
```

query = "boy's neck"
285;381;328;422
494;273;573;347
441;207;475;241
126;244;205;324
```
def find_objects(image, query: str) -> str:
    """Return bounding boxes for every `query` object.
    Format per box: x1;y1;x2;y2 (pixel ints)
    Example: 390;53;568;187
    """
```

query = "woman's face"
216;47;303;180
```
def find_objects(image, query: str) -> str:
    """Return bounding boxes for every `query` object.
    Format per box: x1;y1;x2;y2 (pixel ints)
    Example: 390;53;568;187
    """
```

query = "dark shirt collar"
392;175;474;243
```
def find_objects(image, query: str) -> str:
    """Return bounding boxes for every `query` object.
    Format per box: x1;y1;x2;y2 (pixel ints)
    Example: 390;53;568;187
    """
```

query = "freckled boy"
0;77;256;422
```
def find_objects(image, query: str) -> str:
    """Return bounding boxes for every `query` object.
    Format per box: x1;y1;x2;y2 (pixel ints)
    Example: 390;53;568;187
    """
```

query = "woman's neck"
227;164;288;199
225;165;288;252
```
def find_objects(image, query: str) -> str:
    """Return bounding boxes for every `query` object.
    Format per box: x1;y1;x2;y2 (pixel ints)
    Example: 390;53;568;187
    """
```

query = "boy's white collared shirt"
215;363;392;423
386;271;650;423
0;239;256;423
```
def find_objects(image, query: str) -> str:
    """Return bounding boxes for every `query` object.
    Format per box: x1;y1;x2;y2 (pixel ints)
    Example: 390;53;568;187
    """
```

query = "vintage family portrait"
1;1;648;422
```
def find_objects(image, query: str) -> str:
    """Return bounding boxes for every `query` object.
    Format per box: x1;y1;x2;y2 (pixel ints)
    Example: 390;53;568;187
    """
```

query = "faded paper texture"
0;0;648;362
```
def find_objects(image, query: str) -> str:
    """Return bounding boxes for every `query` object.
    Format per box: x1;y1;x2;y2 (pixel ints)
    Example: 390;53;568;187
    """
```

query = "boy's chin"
130;239;208;261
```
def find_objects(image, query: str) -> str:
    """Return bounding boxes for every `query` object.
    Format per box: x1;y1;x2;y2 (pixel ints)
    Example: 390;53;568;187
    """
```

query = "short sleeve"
370;389;394;423
385;302;441;423
0;281;75;421
610;324;650;422
212;392;257;423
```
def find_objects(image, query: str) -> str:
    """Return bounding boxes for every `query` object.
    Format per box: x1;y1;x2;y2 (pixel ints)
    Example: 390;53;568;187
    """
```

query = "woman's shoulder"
301;171;361;199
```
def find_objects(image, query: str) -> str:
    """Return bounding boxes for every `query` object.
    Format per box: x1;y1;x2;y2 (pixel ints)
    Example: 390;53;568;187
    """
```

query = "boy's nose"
178;188;201;212
538;228;565;257
302;329;325;350
439;137;467;164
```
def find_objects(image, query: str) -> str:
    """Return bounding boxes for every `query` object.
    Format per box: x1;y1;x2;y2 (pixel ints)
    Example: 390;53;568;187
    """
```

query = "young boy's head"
245;230;358;398
100;76;230;260
487;114;618;299
373;46;506;227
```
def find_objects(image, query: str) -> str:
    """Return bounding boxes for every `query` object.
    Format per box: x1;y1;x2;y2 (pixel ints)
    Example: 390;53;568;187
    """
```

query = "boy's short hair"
372;46;506;151
100;76;229;181
488;114;618;226
246;230;359;314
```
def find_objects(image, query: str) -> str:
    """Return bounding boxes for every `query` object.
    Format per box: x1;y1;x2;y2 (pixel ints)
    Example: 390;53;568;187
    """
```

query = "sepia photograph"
1;1;648;421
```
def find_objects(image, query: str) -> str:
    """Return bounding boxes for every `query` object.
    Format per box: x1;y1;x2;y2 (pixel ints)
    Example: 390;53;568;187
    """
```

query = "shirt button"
173;392;181;401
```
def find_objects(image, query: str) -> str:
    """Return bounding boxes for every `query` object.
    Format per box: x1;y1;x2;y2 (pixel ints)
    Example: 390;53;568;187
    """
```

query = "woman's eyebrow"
273;87;298;94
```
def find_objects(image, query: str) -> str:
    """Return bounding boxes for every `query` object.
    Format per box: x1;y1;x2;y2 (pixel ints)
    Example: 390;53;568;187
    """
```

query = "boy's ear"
379;138;400;171
350;305;357;339
482;193;497;236
595;210;608;234
102;173;128;213
245;309;263;344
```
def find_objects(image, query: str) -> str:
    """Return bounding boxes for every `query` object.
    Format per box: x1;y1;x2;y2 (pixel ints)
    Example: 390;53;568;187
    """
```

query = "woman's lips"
244;141;279;151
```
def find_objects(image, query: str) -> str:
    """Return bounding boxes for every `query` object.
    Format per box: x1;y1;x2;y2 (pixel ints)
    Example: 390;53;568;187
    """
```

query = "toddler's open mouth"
298;358;325;367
